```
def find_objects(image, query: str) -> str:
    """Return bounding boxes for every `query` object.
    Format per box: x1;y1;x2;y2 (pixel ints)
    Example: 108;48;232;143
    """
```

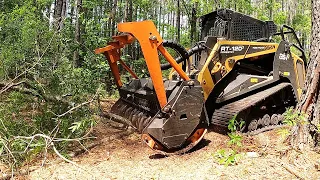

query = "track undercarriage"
211;82;296;134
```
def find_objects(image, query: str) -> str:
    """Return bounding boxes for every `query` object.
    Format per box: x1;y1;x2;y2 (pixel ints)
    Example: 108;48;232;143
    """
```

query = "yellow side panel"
291;53;306;100
197;43;220;99
198;40;279;100
201;68;214;99
225;54;246;71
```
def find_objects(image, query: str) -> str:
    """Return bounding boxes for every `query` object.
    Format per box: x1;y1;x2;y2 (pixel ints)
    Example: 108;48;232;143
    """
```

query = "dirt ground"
3;119;311;180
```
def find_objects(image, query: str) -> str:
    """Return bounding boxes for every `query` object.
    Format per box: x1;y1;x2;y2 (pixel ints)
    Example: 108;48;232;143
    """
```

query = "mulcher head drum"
108;78;208;154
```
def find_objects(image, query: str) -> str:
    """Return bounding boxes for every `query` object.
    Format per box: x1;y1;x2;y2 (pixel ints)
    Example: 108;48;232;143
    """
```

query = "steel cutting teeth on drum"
109;99;154;133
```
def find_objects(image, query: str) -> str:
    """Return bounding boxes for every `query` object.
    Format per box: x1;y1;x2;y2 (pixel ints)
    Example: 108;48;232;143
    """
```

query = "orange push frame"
95;21;190;108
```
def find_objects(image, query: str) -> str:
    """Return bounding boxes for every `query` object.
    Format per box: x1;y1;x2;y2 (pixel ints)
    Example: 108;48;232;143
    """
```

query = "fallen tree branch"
57;97;96;118
0;167;38;180
0;81;26;89
1;87;101;178
68;141;102;158
0;81;42;98
0;80;74;107
12;134;97;178
281;163;306;180
49;89;99;139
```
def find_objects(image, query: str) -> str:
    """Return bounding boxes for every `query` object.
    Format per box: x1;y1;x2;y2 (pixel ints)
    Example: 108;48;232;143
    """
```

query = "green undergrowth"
213;115;244;166
0;77;110;168
277;107;307;139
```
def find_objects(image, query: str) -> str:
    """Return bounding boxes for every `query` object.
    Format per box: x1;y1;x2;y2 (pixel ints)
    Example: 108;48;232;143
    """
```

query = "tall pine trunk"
176;0;180;43
73;0;82;67
190;2;198;45
125;0;133;58
269;0;273;20
111;0;118;36
53;0;67;30
294;0;320;150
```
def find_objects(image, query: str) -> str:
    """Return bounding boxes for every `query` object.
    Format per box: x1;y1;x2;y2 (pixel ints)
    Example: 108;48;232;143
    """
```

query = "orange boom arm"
95;21;189;108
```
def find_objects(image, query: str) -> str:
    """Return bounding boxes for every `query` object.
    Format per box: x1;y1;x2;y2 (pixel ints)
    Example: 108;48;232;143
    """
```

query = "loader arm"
95;21;190;108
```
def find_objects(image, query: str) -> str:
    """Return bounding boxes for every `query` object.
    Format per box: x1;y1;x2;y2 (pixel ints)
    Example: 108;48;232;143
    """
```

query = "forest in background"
0;0;312;167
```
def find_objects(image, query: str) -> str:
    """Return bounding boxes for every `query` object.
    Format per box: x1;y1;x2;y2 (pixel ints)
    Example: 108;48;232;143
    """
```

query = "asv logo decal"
220;46;245;54
279;53;290;61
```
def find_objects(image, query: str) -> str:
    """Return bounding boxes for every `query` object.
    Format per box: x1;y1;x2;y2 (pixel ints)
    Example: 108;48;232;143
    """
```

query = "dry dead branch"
281;163;306;180
0;88;100;179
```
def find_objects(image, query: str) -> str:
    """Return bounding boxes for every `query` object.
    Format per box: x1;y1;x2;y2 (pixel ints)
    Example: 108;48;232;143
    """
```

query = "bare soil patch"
19;121;319;180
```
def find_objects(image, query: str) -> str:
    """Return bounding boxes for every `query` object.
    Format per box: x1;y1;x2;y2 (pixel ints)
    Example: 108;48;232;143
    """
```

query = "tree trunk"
124;0;133;58
158;0;162;31
190;2;198;45
49;1;55;28
73;0;82;67
53;0;67;30
176;0;180;43
70;0;74;24
166;10;170;40
294;0;320;149
269;0;273;20
132;4;138;60
111;0;118;36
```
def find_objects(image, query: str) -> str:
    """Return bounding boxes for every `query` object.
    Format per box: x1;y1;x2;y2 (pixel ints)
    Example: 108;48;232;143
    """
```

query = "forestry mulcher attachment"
95;9;307;155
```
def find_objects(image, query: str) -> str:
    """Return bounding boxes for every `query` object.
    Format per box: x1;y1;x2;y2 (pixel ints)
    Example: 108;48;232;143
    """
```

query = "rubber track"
211;82;292;129
244;124;285;135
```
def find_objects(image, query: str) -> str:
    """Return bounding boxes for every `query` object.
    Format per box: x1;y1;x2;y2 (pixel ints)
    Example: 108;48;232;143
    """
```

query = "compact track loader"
95;9;307;155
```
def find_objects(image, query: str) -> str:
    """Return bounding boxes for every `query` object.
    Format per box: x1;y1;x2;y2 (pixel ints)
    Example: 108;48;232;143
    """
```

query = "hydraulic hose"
160;41;208;71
